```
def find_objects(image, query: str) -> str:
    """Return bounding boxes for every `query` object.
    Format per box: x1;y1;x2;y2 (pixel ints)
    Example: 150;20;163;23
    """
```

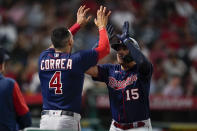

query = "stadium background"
1;0;197;130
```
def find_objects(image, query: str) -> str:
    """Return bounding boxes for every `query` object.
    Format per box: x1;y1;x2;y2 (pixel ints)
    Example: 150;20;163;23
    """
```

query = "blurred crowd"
1;0;197;97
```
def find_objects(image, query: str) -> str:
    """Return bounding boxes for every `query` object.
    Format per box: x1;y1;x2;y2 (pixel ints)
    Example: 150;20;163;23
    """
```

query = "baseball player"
38;6;111;130
86;21;153;131
0;48;31;131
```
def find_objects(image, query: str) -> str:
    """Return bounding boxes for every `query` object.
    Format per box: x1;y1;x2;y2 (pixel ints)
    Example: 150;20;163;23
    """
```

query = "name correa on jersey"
40;58;72;70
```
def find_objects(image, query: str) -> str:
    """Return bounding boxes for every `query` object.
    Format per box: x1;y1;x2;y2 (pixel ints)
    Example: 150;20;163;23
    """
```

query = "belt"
41;110;74;117
114;121;145;130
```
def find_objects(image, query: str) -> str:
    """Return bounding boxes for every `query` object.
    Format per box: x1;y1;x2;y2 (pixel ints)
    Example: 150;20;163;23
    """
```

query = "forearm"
69;23;80;35
95;28;110;60
125;40;153;75
124;38;149;65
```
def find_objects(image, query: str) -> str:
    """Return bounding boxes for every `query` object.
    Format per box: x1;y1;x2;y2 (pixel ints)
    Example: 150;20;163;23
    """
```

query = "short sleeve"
92;64;111;82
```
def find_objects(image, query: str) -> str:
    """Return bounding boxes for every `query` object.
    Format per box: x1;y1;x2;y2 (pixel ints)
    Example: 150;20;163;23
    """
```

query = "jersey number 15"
126;88;139;101
49;71;63;94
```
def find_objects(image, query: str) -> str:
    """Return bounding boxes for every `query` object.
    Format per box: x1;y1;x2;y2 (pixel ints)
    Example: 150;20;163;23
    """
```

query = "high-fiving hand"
77;5;92;27
116;21;130;42
94;6;111;30
117;21;140;50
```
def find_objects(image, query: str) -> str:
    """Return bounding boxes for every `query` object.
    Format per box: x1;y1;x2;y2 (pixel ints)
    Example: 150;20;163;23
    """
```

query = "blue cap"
0;48;9;64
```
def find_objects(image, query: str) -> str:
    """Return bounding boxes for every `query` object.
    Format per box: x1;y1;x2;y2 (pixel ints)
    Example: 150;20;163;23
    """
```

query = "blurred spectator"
4;61;23;82
188;8;197;38
150;79;157;94
0;14;17;51
110;1;135;30
27;2;45;28
11;31;30;65
188;43;197;61
138;40;150;58
29;72;40;93
175;0;194;18
159;24;181;51
7;1;27;25
83;74;95;94
152;57;168;94
149;40;167;83
162;75;183;97
190;60;197;87
163;52;187;78
184;72;195;97
20;57;38;93
138;19;160;47
149;40;167;66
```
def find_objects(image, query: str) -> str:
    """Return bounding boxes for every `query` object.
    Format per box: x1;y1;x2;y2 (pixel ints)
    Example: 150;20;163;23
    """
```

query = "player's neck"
55;46;71;54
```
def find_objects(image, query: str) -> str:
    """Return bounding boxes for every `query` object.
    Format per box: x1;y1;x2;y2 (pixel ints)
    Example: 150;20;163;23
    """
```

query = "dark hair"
51;27;71;49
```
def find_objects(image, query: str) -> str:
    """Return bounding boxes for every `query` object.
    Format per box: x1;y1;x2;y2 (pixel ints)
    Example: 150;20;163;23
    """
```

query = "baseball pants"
40;110;81;131
109;118;152;131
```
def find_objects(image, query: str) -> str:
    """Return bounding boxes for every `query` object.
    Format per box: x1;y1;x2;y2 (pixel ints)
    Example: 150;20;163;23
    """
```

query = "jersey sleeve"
13;82;32;129
94;28;110;60
92;64;111;82
69;23;80;35
13;82;29;116
78;49;98;72
123;38;153;78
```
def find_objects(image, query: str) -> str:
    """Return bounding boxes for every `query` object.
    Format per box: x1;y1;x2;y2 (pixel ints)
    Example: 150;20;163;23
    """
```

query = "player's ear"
68;36;73;46
68;38;72;46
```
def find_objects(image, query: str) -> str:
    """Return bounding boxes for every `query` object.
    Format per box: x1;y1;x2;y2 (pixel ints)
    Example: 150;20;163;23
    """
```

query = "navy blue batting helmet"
111;37;140;51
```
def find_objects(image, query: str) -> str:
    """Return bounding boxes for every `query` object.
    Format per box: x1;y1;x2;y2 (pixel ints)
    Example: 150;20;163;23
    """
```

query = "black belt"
114;121;145;130
41;110;74;117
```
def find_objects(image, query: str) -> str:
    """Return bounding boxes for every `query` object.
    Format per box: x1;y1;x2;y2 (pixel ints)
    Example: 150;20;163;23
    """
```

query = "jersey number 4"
126;88;139;101
49;71;63;94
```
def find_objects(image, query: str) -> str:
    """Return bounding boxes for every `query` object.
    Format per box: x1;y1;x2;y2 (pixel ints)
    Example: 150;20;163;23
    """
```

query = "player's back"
38;48;97;113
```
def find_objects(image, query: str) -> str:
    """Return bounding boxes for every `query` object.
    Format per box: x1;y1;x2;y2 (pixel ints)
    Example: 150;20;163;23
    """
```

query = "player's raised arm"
69;5;92;35
117;21;152;76
94;6;111;60
49;6;91;48
86;6;111;77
